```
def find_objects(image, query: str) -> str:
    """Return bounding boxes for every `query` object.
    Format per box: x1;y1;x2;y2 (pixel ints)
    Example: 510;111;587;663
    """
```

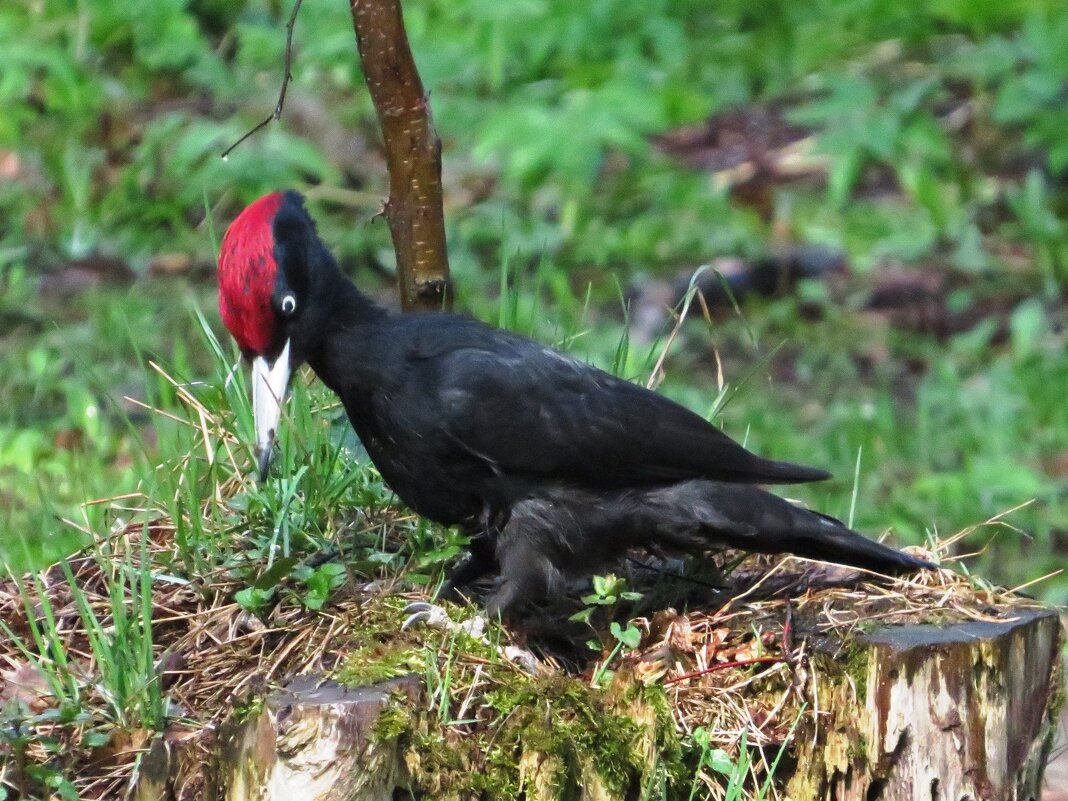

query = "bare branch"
220;0;305;160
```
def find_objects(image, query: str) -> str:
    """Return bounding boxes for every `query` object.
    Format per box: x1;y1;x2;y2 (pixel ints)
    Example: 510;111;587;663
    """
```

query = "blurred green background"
1;0;1066;598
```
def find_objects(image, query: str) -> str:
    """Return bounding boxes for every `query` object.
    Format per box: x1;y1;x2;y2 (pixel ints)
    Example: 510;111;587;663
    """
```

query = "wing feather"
431;334;829;487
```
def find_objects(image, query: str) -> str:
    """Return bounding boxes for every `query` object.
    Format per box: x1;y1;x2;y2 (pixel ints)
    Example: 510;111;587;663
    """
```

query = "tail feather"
740;512;935;573
638;481;934;575
717;457;833;486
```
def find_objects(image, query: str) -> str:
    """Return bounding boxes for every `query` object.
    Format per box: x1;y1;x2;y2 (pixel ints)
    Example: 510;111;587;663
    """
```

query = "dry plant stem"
349;0;452;312
663;656;785;685
221;0;305;159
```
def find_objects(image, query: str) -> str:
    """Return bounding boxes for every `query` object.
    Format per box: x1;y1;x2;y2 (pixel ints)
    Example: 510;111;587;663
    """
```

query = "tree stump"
219;675;421;801
132;604;1062;800
135;675;421;801
788;606;1062;801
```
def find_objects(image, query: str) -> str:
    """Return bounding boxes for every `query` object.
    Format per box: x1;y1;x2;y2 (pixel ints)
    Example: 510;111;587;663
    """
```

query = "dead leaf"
1;660;56;713
0;150;20;180
148;253;193;275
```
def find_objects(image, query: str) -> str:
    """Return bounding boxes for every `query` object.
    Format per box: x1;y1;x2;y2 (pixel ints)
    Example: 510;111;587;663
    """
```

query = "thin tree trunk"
348;0;452;312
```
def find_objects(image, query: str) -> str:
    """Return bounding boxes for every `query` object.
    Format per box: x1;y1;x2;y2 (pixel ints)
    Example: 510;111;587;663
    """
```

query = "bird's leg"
403;547;543;673
403;524;547;673
400;597;541;673
403;530;495;640
402;538;492;634
401;600;488;639
486;534;557;619
438;530;498;601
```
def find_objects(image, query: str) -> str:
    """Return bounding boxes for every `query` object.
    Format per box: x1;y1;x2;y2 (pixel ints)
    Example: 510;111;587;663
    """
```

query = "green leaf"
708;748;736;776
580;592;615;606
82;729;112;749
302;581;329;610
569;607;595;624
252;556;300;591
416;543;462;568
610;621;641;649
1010;300;1048;358
994;71;1062;123
318;562;347;580
827;148;862;208
592;574;612;597
234;586;273;613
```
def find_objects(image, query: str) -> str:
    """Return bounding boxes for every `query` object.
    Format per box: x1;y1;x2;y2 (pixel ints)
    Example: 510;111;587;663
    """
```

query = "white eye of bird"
281;293;297;315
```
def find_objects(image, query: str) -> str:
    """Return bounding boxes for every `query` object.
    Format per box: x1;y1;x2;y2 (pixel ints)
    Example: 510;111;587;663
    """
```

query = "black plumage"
494;482;926;616
217;191;933;615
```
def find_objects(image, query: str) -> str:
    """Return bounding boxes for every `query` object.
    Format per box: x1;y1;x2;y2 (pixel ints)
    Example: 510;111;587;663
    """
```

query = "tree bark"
134;676;420;801
788;606;1062;800
347;0;452;312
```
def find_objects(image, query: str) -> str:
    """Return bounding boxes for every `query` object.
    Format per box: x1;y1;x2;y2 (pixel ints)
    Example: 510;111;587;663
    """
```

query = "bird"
216;191;933;617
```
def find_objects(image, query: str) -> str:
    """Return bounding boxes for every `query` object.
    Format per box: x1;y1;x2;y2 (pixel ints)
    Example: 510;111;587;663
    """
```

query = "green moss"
335;640;424;687
228;695;264;725
372;701;412;744
630;681;687;791
384;668;677;800
321;596;725;800
841;642;870;701
333;603;428;687
1048;655;1066;718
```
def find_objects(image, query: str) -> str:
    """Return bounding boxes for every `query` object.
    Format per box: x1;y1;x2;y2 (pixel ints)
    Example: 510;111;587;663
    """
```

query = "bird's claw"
401;601;487;639
401;601;450;631
401;601;538;673
503;645;541;674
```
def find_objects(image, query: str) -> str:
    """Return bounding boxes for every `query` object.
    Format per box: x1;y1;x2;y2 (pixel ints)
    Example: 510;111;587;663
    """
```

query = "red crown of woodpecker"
217;192;285;355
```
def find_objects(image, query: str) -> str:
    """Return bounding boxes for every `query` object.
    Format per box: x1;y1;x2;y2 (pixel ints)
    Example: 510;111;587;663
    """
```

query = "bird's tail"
634;481;934;575
734;508;935;574
717;456;832;486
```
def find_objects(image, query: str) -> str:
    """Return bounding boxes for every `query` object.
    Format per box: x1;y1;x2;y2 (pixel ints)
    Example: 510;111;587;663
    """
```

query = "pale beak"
251;339;292;481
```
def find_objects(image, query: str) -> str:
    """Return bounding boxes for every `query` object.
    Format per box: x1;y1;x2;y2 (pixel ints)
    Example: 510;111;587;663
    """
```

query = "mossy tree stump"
789;607;1061;800
135;676;421;801
132;604;1061;800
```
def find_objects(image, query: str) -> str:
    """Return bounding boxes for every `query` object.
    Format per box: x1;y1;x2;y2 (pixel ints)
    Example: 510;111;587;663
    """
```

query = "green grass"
687;711;805;801
0;263;1060;797
2;1;1068;791
3;247;1066;596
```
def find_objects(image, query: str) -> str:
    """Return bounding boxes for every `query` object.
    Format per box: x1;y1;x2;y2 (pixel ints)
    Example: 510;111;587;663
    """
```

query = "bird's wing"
421;331;829;487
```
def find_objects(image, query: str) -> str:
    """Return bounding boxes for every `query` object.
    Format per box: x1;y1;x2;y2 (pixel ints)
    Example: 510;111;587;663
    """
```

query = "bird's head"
217;190;333;479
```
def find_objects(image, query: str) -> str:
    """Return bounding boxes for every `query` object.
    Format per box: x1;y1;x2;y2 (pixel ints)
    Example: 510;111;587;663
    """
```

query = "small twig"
781;599;794;659
664;656;785;685
220;0;305;159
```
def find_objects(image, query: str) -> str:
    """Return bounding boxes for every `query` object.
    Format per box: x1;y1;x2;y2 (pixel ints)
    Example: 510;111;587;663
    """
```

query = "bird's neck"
320;270;389;329
303;270;391;395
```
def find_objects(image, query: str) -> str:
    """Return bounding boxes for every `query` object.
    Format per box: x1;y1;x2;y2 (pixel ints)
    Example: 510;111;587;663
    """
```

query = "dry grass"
0;494;420;798
0;493;1052;800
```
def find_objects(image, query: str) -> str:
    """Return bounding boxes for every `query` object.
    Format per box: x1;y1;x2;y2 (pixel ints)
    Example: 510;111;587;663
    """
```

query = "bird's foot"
400;601;540;673
501;644;542;674
401;601;487;639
